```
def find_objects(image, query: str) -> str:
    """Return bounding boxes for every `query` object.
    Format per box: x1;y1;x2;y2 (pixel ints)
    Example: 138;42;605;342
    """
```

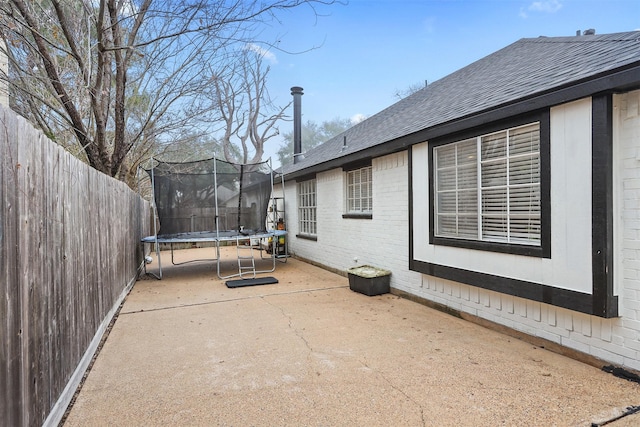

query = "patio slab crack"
359;357;427;427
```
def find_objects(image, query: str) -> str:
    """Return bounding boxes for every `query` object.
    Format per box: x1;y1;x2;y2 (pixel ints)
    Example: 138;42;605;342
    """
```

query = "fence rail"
0;106;149;426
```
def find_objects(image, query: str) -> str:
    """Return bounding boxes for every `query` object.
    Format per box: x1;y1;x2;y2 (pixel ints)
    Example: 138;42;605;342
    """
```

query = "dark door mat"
225;277;279;288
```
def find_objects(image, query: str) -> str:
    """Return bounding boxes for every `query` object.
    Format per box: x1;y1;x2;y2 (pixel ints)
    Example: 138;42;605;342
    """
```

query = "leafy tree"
277;117;352;166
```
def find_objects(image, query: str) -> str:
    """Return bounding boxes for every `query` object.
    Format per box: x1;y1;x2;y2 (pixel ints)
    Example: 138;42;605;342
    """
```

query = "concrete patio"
63;247;640;426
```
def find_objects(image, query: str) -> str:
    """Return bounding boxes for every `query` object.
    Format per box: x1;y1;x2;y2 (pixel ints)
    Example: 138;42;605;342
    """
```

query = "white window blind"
435;122;540;246
347;166;372;213
298;179;317;236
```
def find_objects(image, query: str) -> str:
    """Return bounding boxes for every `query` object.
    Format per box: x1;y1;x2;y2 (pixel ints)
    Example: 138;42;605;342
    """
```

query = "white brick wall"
281;152;422;290
617;89;640;370
278;90;640;372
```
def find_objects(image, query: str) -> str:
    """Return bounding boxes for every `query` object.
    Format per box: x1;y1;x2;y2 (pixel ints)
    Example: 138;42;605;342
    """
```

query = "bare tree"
394;80;428;100
205;46;288;166
0;0;336;184
156;130;225;163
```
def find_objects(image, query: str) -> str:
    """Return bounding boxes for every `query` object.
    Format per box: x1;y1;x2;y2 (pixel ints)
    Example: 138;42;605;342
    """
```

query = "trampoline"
140;157;287;279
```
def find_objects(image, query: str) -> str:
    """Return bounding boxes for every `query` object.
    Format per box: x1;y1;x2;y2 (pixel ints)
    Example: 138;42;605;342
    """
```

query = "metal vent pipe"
291;86;304;164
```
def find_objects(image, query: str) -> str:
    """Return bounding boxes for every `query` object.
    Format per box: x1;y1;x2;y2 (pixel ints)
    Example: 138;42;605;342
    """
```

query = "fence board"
1;104;22;426
0;106;7;424
47;144;64;411
17;113;31;426
0;105;150;426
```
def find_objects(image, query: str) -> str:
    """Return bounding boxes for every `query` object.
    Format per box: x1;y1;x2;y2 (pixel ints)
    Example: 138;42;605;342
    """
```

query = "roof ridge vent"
583;29;596;35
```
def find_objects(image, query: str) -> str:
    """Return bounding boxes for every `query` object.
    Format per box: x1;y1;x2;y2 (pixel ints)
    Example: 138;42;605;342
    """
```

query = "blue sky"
258;0;640;162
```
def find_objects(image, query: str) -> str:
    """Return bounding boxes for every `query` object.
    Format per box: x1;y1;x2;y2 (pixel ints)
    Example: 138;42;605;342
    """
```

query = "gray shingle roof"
282;31;640;177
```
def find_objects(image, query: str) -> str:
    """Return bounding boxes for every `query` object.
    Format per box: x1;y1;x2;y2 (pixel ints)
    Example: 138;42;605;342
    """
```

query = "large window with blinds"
434;122;541;249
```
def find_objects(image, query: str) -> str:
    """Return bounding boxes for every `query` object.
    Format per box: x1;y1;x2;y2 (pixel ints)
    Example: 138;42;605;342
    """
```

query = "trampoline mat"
140;230;280;243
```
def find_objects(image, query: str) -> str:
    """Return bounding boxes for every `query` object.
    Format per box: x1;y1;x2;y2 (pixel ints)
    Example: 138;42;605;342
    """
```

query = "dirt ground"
63;247;640;426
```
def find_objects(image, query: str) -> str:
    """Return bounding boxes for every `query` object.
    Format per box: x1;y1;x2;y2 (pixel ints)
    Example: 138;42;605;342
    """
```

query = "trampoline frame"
140;157;287;280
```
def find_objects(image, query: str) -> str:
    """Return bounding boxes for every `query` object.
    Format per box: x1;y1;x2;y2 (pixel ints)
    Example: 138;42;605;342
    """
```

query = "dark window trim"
410;98;618;318
295;173;317;183
342;213;373;220
428;111;551;259
408;259;593;313
429;238;544;257
296;234;318;241
342;158;372;172
591;94;618;318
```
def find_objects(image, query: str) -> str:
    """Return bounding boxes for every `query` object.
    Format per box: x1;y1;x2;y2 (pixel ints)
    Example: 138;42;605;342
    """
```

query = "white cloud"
244;43;278;64
423;17;436;34
528;0;563;13
350;113;367;125
519;0;562;19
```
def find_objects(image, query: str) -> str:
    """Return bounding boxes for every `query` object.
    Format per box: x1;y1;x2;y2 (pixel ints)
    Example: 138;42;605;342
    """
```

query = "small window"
434;122;541;246
346;166;373;214
297;179;317;236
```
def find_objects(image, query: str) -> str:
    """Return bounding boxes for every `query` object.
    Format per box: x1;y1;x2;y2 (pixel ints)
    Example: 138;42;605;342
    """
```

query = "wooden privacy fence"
0;106;150;426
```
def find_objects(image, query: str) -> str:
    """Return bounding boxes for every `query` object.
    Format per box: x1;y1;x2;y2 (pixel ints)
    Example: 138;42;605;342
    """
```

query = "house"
276;31;640;373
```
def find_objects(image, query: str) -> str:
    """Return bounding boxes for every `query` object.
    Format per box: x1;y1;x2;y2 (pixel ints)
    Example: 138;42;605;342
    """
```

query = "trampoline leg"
156;241;163;279
140;241;162;280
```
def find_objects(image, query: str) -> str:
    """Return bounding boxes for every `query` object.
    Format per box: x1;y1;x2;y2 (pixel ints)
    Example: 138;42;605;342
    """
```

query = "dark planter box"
347;265;391;296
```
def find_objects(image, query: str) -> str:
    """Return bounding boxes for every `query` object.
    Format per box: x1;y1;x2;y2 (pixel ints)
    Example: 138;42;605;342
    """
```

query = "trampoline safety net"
145;158;273;236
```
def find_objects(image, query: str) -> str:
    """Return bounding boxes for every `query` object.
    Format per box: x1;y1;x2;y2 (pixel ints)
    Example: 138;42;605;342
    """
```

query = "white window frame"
346;166;373;214
297;179;317;236
434;122;541;246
